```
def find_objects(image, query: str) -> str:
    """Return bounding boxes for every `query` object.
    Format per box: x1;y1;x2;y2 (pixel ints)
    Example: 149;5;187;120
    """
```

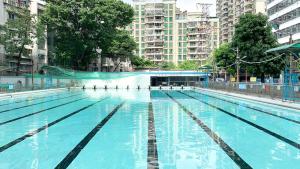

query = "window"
8;13;15;20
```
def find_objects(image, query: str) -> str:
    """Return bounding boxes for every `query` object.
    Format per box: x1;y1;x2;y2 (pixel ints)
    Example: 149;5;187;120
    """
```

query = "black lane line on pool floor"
178;91;300;150
0;97;89;126
0;91;79;107
0;93;83;114
147;102;159;169
55;101;125;169
0;97;109;153
190;90;300;125
164;92;252;169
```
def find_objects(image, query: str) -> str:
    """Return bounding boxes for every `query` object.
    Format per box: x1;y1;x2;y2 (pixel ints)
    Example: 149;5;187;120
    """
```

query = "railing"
0;76;75;93
195;82;300;101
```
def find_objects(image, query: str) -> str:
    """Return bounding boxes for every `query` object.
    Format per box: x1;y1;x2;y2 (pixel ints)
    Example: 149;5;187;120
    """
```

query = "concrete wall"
79;75;151;89
0;0;6;25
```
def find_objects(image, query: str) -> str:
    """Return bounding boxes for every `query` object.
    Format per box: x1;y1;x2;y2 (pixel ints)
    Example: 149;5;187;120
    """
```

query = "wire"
216;62;237;70
240;53;285;64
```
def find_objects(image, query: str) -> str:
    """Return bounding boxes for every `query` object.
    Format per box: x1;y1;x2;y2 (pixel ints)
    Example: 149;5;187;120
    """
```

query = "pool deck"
195;87;300;111
0;88;69;100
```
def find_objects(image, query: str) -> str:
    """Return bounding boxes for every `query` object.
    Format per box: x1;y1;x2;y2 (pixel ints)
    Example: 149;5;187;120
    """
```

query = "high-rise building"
267;0;300;44
176;11;219;65
128;0;219;66
0;0;47;75
217;0;266;44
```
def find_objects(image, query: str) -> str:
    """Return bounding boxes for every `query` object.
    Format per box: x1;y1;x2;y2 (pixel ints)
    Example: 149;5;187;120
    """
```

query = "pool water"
0;89;299;169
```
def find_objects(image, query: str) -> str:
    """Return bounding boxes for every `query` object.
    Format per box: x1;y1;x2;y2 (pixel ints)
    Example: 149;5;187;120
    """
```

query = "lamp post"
236;48;240;82
96;47;102;72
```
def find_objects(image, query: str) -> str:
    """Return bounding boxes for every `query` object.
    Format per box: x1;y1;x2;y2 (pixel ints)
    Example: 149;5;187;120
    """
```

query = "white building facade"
0;0;47;75
268;0;300;44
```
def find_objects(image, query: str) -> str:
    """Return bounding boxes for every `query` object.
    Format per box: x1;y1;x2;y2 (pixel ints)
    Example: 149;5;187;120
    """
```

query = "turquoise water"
0;89;299;169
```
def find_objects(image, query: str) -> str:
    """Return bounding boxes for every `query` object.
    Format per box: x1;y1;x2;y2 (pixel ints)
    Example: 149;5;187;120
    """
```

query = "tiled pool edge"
0;87;74;99
195;87;300;111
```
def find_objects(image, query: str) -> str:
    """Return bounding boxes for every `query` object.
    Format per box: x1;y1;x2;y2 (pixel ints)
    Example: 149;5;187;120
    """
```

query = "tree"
130;56;156;68
0;8;37;76
159;62;176;70
232;13;285;82
178;60;199;70
105;30;137;71
39;0;134;70
213;43;236;75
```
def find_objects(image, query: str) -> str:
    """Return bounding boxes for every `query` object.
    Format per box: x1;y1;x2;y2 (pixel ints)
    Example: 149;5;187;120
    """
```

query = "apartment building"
129;0;219;66
268;0;300;44
217;0;267;44
129;0;177;64
176;12;219;65
0;0;47;75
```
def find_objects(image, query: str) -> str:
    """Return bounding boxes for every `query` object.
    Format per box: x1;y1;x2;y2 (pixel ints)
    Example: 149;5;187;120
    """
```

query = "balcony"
145;26;163;30
3;0;28;8
145;51;163;56
145;18;164;23
145;38;164;43
145;45;164;49
145;31;164;36
188;38;199;42
145;10;164;17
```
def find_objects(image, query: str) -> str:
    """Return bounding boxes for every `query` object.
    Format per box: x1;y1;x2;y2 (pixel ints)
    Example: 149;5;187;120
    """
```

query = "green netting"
24;66;208;80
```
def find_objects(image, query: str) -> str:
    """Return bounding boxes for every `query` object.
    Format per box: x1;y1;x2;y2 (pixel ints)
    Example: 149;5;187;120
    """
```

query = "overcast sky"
122;0;217;16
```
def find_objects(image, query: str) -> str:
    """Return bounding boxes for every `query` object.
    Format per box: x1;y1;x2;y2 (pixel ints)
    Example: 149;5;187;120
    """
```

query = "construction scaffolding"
186;3;213;65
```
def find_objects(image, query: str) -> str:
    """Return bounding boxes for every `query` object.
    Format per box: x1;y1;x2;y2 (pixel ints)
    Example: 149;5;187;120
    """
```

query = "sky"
122;0;217;16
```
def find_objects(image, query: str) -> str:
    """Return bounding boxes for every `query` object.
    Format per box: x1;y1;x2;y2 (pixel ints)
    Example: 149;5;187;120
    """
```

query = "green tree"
159;62;176;70
178;60;199;70
105;30;137;71
39;0;134;70
213;43;236;75
130;56;156;68
0;8;38;76
232;13;284;82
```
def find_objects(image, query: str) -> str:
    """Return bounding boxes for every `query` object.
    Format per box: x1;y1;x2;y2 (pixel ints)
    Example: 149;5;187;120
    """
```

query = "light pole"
230;47;240;82
96;47;102;72
236;47;240;83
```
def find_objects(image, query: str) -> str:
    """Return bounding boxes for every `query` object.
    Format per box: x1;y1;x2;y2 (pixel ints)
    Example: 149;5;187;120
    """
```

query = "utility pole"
236;47;240;83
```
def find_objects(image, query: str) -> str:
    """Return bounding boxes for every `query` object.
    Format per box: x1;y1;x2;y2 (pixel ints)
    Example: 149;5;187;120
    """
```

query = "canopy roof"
266;43;300;54
199;65;213;70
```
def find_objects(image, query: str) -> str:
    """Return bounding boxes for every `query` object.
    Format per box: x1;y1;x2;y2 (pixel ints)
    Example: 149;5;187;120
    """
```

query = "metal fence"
196;82;300;102
0;76;75;93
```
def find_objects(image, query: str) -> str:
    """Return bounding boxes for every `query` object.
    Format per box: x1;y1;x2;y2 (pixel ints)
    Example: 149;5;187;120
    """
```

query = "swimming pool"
0;89;299;169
